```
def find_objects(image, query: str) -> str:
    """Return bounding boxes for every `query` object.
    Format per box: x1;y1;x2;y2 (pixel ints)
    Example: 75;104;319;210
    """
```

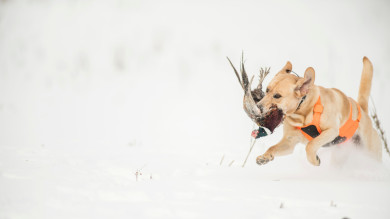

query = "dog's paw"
316;155;321;166
256;154;274;165
308;155;321;166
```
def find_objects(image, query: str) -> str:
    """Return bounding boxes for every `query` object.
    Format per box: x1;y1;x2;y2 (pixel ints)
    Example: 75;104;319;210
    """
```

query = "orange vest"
297;96;361;143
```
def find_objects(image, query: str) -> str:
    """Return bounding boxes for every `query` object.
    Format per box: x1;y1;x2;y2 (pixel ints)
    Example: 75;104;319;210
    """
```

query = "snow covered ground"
1;0;390;218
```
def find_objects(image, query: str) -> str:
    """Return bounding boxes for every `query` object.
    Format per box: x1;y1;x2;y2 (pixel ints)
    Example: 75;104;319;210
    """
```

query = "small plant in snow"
220;154;225;166
370;99;389;157
134;169;142;181
134;164;147;181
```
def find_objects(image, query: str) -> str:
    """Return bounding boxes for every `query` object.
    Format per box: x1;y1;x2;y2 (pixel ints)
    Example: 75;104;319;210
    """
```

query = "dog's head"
258;61;316;117
228;57;316;133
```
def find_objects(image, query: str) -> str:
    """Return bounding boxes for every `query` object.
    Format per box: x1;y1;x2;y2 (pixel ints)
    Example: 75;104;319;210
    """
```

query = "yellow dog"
255;57;382;166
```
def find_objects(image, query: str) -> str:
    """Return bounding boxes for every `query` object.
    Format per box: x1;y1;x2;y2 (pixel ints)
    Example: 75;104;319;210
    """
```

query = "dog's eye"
273;94;282;99
266;88;269;93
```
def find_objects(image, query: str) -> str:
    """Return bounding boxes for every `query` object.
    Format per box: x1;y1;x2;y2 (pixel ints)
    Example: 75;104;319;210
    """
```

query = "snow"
1;0;390;218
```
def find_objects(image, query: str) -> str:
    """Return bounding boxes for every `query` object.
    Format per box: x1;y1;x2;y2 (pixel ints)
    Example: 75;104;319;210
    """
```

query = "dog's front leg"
256;135;300;165
305;128;339;166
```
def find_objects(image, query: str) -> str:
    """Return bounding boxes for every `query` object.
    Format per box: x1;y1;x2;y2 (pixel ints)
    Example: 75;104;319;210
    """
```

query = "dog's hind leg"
368;128;382;160
356;112;382;161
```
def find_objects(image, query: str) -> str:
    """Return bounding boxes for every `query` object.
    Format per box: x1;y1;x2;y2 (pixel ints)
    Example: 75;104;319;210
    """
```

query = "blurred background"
1;0;390;218
1;0;389;159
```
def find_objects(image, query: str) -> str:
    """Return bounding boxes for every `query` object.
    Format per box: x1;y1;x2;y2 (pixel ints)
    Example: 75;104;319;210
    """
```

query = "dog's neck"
295;95;307;111
296;87;320;115
285;86;320;126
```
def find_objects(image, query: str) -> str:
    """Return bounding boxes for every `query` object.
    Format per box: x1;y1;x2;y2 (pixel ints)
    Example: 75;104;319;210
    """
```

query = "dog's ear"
282;61;292;74
295;67;315;97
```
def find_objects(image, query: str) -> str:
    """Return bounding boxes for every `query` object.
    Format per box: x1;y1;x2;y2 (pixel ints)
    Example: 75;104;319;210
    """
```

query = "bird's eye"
273;94;282;99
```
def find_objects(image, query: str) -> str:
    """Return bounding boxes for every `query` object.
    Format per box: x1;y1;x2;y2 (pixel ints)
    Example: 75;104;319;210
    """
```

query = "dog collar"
295;95;307;111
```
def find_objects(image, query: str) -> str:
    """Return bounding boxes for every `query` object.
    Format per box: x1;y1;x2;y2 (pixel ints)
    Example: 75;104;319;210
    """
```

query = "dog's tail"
357;56;373;112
